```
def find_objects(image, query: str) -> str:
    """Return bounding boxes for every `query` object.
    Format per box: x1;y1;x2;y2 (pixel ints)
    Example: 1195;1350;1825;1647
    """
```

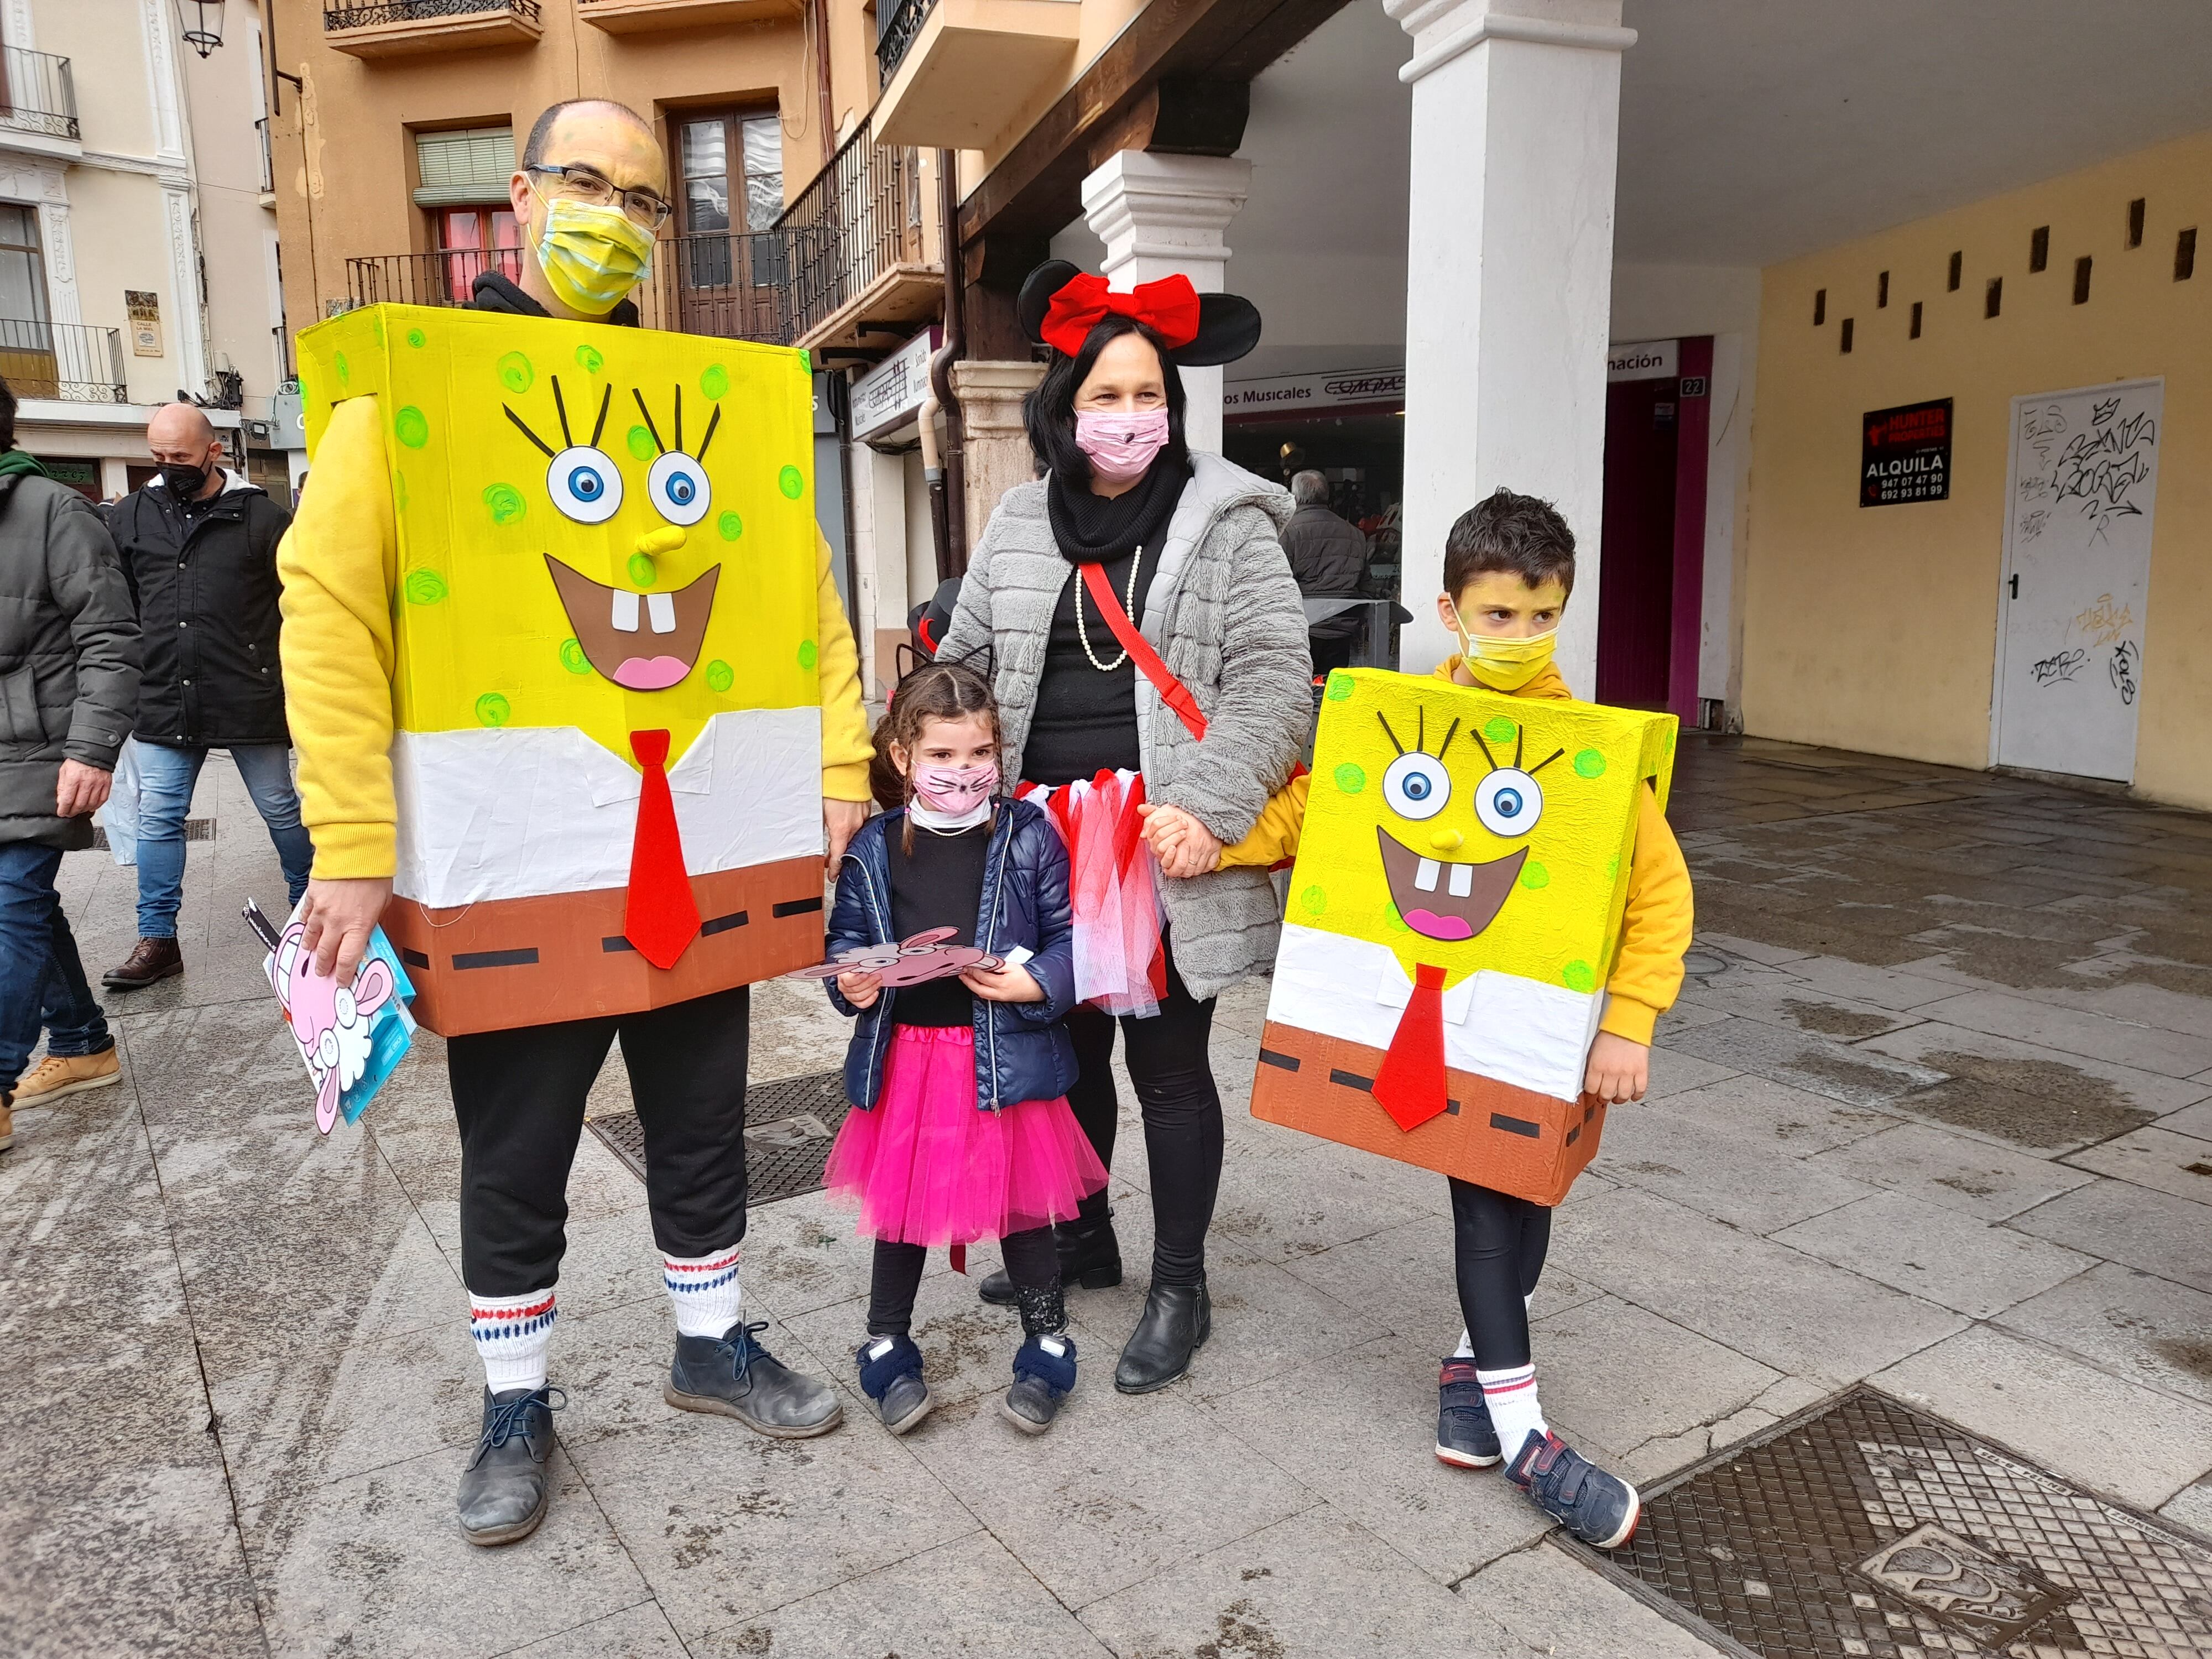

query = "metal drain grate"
586;1069;852;1206
1573;1387;2212;1658
89;817;215;852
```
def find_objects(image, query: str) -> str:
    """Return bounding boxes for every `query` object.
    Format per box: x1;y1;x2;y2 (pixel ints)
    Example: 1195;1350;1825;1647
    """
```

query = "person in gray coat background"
0;377;141;1150
1281;469;1371;675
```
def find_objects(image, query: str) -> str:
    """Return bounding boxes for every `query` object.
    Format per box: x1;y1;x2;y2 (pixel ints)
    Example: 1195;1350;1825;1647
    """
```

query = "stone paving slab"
1768;1187;2099;1318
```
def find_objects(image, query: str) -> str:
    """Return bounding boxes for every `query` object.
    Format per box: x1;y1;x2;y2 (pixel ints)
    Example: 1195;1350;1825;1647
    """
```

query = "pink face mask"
909;762;998;829
1074;408;1171;485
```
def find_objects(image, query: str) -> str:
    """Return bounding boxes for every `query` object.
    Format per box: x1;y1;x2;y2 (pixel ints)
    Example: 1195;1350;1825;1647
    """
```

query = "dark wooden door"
1595;375;1681;709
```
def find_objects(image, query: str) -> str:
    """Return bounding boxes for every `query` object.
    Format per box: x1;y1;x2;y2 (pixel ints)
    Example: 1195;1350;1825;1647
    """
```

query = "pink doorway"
1595;336;1711;722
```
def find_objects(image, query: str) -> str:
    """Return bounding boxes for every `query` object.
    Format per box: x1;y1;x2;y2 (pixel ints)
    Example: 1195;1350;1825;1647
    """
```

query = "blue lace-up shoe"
666;1319;842;1438
1506;1430;1641;1548
857;1334;932;1435
1435;1359;1502;1468
456;1385;565;1547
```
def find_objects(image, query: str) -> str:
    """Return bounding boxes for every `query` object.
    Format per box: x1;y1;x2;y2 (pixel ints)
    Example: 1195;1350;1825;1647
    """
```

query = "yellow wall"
1743;129;2212;809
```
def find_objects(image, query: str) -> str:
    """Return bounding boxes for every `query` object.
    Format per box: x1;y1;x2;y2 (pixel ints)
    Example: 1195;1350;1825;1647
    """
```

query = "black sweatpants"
449;984;752;1296
1063;947;1223;1287
1448;1177;1553;1371
867;1227;1057;1337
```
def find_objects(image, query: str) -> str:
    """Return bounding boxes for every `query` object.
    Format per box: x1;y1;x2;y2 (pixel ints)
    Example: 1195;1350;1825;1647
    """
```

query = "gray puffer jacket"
0;471;140;848
940;453;1311;1000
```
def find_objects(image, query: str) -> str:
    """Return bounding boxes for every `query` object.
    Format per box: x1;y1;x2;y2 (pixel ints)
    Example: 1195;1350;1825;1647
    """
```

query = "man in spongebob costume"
278;100;870;1546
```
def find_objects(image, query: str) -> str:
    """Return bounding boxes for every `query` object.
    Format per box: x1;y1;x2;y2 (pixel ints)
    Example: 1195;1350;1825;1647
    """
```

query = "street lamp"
182;0;226;58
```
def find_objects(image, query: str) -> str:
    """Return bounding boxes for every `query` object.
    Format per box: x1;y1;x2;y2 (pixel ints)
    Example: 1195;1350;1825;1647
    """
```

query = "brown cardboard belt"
1250;1020;1604;1207
383;855;827;1035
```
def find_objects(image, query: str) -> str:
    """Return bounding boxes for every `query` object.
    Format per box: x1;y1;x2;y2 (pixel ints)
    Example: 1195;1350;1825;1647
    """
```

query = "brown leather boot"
103;936;182;989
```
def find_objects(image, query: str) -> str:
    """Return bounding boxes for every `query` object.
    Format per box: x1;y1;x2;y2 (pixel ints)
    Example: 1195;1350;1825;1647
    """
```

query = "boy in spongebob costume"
1149;488;1691;1551
278;101;867;1546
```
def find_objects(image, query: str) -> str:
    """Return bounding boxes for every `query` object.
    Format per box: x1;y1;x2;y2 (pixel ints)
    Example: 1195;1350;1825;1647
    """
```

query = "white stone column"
1081;151;1252;456
1387;0;1634;683
951;359;1046;557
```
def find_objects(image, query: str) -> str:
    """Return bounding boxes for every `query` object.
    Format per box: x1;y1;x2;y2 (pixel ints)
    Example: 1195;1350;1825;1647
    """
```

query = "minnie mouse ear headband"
1018;260;1262;367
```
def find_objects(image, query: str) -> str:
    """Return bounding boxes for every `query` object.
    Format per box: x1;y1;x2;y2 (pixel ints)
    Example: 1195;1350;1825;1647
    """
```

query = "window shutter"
411;128;517;208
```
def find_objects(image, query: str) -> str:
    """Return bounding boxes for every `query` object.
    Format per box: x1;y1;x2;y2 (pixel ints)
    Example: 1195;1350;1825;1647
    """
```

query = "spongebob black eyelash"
589;384;612;448
629;387;723;462
1380;709;1468;764
503;405;554;458
632;387;665;455
1376;711;1405;755
1528;747;1566;775
551;377;573;447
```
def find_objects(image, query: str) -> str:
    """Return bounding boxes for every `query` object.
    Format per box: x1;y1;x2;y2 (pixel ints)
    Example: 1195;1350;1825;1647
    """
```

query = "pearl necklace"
1074;546;1144;672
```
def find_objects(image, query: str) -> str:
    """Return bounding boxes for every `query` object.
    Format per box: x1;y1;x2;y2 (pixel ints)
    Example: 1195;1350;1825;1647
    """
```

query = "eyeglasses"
526;163;674;230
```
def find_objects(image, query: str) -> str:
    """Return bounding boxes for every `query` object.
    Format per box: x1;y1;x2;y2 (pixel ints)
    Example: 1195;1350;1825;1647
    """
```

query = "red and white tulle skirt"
1019;768;1168;1018
823;1025;1107;1246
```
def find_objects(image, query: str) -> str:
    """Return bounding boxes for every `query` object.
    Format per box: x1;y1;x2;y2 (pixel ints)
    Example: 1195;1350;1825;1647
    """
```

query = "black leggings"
1449;1177;1553;1371
868;1227;1056;1337
1063;949;1223;1287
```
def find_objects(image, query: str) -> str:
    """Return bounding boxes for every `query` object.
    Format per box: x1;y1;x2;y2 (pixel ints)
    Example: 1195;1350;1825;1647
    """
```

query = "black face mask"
160;461;210;498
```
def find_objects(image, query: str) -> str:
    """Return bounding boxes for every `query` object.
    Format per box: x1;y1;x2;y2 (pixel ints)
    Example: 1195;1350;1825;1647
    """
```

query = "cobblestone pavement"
4;737;2210;1657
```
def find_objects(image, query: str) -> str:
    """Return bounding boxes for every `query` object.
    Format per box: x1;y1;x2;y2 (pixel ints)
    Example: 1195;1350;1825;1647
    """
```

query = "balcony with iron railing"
871;0;1079;149
0;45;80;146
0;319;127;403
322;0;542;59
576;0;796;33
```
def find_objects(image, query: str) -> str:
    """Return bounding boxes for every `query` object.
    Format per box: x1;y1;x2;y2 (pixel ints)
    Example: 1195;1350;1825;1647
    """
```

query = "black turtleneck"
1022;456;1188;786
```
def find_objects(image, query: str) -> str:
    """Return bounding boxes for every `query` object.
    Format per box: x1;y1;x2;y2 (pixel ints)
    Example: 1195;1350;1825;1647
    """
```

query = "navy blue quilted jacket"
824;797;1079;1111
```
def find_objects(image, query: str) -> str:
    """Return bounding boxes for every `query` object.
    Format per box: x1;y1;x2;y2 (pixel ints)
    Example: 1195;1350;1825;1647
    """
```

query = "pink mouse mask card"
784;926;1005;988
246;899;420;1134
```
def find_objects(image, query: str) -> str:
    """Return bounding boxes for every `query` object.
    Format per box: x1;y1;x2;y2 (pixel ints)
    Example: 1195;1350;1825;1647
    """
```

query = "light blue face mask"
531;191;655;315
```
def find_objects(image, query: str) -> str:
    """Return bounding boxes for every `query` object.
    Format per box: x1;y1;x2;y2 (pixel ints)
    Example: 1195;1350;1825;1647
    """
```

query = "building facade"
0;0;294;498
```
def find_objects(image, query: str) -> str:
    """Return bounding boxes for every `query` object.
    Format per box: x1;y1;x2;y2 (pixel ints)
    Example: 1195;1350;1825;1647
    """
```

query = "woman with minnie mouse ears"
936;260;1312;1393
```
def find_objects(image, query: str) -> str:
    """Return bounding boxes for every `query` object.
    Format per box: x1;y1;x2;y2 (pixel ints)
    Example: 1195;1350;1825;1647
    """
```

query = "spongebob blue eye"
547;446;622;524
647;451;711;527
1383;752;1451;820
1475;768;1543;837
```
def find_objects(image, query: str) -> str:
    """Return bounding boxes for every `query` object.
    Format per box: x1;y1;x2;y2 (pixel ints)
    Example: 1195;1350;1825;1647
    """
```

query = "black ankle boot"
1003;1284;1076;1433
1113;1279;1210;1394
978;1212;1123;1306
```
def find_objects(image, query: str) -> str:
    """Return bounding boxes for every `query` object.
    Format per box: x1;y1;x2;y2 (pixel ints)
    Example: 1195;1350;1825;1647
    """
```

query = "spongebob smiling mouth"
545;556;721;691
1375;826;1525;942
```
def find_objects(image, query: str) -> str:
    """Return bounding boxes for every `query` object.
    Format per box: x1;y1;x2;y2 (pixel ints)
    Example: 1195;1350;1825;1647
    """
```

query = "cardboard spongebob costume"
294;305;828;1034
1251;668;1677;1204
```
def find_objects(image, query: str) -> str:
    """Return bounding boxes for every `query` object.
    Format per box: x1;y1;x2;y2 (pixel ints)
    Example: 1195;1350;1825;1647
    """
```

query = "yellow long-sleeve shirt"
276;394;874;882
1217;657;1693;1044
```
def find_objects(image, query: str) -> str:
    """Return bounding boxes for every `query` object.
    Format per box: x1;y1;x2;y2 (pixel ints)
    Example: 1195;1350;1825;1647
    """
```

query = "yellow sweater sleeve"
1600;781;1694;1044
276;397;399;880
1217;771;1308;868
813;528;873;803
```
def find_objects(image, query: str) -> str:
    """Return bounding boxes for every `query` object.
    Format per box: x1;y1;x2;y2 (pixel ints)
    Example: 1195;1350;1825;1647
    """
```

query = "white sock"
470;1288;556;1394
1478;1363;1549;1464
1453;1296;1535;1360
662;1244;744;1338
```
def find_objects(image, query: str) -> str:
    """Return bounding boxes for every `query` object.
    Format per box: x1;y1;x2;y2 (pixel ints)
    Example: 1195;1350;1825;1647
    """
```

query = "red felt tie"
1371;963;1451;1131
624;729;701;970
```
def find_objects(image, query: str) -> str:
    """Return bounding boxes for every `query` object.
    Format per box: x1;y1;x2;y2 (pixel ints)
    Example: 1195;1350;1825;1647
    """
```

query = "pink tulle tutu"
1018;768;1167;1017
823;1025;1107;1246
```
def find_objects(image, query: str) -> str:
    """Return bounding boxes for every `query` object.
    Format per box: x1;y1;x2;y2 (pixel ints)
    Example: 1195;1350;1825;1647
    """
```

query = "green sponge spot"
627;424;656;461
797;639;818;671
474;692;512;728
701;364;731;399
393;406;430;449
334;351;350;386
496;351;533;394
706;660;734;692
717;510;743;541
778;465;805;500
1300;885;1327;915
1606;854;1620;880
405;327;426;349
402;570;447;605
482;483;525;525
1574;749;1606;778
1483;716;1516;745
1332;761;1365;795
628;553;657;588
1519;860;1550;890
1562;960;1597;994
559;639;590;675
1324;670;1354;702
575;343;604;374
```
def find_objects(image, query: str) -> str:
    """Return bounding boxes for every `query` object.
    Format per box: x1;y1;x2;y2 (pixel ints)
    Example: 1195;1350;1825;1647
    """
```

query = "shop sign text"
1862;397;1952;506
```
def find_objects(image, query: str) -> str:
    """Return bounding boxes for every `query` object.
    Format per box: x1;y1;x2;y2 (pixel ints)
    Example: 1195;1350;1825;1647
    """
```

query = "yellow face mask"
530;191;656;317
1449;608;1559;691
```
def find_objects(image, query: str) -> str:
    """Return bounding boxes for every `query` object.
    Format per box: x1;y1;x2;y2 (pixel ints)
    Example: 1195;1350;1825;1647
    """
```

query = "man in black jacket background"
101;403;311;989
0;377;139;1148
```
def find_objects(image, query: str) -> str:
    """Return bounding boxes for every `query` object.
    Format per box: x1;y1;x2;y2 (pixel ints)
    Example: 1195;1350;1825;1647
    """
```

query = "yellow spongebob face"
296;304;820;766
1290;669;1678;995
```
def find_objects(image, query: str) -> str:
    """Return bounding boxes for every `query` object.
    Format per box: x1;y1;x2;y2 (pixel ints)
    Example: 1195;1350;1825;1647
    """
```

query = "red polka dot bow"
1037;272;1203;358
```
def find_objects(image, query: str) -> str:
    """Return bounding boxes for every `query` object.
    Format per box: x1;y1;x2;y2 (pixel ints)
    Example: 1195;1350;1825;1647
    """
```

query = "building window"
1910;300;1923;339
2029;225;2049;273
678;110;785;240
434;208;520;302
1947;250;1962;291
0;204;51;326
413;127;520;302
1812;288;1825;325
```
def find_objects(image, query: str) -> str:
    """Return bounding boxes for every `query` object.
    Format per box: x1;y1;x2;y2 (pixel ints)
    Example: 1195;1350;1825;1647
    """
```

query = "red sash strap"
1078;563;1208;743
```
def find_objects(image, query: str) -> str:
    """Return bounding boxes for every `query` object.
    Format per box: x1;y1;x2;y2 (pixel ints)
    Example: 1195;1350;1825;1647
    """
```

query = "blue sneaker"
1435;1359;1502;1468
857;1334;932;1435
1506;1430;1640;1548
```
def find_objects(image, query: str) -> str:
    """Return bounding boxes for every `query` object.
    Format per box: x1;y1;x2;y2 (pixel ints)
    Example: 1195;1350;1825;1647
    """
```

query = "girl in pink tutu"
820;660;1105;1436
